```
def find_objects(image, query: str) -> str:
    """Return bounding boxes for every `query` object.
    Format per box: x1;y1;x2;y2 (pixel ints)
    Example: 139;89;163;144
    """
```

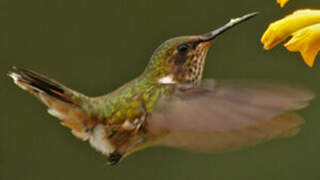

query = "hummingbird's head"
145;12;258;88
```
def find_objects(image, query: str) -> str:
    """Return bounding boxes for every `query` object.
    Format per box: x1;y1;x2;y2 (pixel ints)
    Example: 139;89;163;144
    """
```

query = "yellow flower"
277;0;290;8
261;9;320;67
285;24;320;67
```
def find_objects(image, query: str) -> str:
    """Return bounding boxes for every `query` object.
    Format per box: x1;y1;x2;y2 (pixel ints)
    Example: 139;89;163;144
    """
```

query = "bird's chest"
89;105;154;164
89;87;166;163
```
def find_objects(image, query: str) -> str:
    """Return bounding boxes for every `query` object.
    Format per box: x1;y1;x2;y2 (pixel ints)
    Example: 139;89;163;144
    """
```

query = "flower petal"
277;0;290;8
285;23;320;67
261;9;320;50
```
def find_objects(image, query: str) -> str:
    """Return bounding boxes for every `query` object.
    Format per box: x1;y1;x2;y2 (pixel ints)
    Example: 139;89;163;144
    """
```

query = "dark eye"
177;44;189;55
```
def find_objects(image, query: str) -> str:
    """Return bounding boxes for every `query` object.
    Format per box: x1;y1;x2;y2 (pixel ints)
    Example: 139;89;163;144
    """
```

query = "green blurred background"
1;0;320;179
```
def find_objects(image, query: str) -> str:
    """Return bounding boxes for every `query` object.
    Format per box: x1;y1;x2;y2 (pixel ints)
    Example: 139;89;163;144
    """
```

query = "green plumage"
87;75;173;124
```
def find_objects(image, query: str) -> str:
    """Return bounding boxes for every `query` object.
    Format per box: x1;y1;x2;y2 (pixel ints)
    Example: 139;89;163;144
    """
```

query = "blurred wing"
149;80;314;152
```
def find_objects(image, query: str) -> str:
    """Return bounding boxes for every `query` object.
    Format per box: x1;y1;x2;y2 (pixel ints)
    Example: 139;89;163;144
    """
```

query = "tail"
8;66;95;140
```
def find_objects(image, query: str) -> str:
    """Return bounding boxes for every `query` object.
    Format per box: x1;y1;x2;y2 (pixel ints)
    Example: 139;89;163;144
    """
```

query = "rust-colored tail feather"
8;67;94;140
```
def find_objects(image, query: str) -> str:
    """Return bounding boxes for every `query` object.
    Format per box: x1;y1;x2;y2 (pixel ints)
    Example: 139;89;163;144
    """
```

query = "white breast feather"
89;124;115;155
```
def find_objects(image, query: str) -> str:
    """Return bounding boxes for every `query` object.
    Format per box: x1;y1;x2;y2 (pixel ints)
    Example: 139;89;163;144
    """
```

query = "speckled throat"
173;42;211;88
181;45;209;86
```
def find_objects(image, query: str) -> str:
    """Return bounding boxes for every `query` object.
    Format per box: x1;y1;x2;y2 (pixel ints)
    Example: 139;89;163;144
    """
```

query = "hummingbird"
8;12;314;165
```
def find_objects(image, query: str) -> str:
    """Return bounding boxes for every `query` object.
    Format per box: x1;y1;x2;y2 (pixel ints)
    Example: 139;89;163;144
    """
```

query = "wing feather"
149;80;314;152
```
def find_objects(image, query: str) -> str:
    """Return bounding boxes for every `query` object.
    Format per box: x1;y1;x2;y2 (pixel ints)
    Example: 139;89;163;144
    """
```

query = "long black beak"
200;12;259;42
